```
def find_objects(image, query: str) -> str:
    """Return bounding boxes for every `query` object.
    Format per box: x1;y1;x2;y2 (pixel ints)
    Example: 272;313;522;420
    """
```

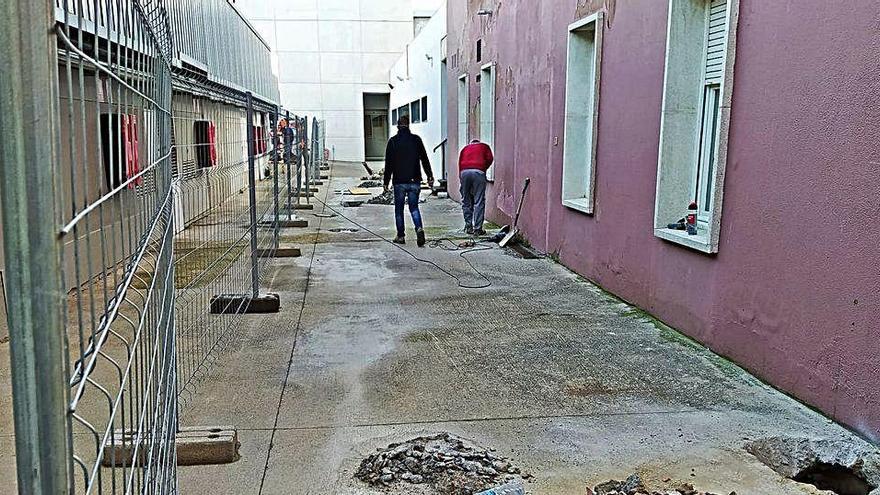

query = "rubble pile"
367;190;393;205
588;474;731;495
361;169;384;181
359;180;384;188
355;433;527;495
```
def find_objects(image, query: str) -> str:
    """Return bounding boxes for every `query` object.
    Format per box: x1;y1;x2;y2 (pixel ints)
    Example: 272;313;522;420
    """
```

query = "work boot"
416;229;426;247
465;225;474;235
392;236;405;245
473;228;487;237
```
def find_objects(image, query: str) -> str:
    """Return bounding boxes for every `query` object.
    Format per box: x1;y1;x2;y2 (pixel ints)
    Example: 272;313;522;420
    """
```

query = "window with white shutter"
655;0;739;254
695;0;728;224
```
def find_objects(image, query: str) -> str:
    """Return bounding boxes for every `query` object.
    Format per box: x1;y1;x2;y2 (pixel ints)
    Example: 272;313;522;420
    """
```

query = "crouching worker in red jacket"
458;139;494;235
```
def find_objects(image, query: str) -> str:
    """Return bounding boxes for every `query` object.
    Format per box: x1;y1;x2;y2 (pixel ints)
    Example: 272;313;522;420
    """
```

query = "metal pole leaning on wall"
0;0;71;492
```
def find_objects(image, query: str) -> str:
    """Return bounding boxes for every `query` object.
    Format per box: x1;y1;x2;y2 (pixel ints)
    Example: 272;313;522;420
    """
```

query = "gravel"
355;433;528;495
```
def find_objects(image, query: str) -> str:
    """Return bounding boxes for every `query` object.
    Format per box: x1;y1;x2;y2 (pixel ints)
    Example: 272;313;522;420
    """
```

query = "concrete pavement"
176;161;875;494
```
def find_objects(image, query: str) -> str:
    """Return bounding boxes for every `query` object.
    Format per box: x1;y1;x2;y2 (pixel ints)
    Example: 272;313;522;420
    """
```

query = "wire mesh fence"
0;0;323;493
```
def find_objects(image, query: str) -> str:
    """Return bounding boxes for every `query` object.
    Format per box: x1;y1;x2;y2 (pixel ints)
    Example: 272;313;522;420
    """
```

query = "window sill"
654;228;716;254
562;198;593;215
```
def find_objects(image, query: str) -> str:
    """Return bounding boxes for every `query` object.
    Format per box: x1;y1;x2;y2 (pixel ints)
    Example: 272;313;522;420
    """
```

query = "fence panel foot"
210;293;281;314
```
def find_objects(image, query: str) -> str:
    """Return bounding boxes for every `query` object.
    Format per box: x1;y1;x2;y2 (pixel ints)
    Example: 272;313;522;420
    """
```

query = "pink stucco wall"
446;0;880;440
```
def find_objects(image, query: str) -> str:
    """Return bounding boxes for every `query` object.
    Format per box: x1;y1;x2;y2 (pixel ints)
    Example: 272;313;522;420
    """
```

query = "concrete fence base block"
102;426;240;467
342;200;364;207
210;293;280;314
291;204;314;210
275;219;309;228
320;175;329;180
320;166;330;171
257;246;301;258
311;180;324;185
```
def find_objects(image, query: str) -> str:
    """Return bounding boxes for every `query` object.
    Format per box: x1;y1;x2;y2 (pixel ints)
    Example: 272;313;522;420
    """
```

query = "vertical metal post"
302;116;310;205
285;110;292;219
0;0;71;492
245;92;259;297
272;105;280;249
295;116;303;206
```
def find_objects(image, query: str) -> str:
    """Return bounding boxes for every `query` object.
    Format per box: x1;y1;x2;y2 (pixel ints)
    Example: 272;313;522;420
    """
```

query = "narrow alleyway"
173;162;869;494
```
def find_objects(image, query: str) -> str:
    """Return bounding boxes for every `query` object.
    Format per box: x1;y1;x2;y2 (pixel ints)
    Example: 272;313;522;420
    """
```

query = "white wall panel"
274;0;318;20
318;20;362;52
361;21;412;53
363;53;399;84
321;84;362;111
320;53;363;83
277;52;321;83
280;83;322;111
317;0;361;20
361;0;412;22
322;110;365;138
274;20;318;46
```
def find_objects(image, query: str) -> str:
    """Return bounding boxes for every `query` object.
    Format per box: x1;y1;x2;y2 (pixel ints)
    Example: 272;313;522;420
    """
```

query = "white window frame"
479;63;496;181
654;0;739;253
561;12;604;214
457;74;468;152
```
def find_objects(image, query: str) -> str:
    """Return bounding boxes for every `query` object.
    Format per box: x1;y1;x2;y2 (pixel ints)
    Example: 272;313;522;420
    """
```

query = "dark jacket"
384;127;432;186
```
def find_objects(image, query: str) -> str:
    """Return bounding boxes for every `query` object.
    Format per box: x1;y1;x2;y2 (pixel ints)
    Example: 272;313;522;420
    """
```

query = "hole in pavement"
745;437;880;495
328;228;359;233
793;463;874;495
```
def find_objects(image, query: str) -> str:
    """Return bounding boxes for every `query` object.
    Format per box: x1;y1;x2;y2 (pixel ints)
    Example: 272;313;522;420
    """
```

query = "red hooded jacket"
458;142;494;173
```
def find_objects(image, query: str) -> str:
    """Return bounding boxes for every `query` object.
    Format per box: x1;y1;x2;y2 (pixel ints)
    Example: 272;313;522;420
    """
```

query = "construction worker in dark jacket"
383;115;434;246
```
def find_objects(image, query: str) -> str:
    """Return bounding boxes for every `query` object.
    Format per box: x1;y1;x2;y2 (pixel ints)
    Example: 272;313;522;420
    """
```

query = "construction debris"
355;433;527;495
367;190;393;205
361;167;385;181
587;474;729;495
359;180;384;188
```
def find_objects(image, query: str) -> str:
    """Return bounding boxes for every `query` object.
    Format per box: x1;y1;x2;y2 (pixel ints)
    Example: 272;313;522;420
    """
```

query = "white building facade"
388;2;448;181
235;0;442;162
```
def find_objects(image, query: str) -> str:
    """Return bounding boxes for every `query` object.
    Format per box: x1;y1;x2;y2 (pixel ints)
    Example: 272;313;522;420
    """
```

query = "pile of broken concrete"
588;474;730;495
367;190;393;205
355;433;528;494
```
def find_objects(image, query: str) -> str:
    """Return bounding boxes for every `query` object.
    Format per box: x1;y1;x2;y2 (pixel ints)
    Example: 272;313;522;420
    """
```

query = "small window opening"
193;120;216;168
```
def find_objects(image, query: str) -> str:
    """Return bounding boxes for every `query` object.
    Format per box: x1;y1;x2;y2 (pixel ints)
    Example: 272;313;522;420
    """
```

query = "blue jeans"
393;183;423;237
459;169;487;230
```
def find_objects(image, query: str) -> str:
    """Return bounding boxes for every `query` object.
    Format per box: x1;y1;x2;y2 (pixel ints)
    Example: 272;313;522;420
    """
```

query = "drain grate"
327;228;359;233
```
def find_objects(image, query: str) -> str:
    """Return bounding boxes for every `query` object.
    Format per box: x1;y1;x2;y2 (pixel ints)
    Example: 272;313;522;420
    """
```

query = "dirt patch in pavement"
355;433;529;494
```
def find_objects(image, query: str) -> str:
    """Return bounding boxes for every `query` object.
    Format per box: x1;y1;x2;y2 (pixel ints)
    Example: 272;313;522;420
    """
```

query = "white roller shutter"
704;0;728;84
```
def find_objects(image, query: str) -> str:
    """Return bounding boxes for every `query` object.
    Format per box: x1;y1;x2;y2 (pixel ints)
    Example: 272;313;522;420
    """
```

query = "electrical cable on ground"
309;195;494;289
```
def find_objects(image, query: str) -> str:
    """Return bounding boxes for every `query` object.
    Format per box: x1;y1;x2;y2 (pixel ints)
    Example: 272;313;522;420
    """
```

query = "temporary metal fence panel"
1;0;291;493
